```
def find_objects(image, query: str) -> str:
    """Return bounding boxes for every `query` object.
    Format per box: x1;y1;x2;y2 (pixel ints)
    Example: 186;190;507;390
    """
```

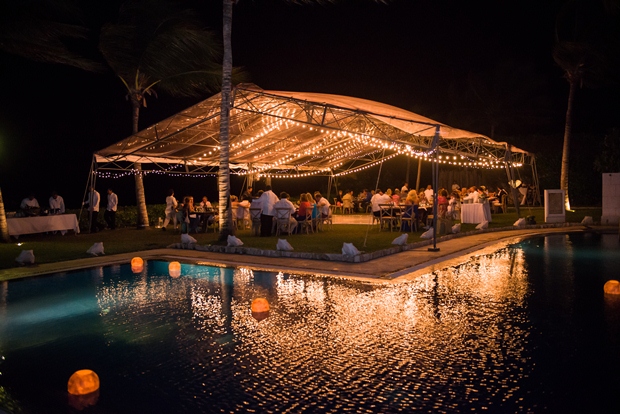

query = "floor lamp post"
428;126;440;252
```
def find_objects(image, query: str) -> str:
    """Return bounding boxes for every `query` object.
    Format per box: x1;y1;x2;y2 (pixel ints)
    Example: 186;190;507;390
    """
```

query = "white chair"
236;205;250;230
299;210;314;234
333;198;343;214
379;204;397;231
249;208;261;236
275;208;296;236
342;199;354;214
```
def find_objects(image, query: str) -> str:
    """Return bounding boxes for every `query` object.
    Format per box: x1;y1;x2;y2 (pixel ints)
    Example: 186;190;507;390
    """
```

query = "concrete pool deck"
3;225;613;283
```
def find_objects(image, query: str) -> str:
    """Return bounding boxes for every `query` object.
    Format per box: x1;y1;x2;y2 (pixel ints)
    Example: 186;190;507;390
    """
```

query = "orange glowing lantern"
131;257;144;273
251;298;270;321
251;298;270;313
604;280;620;295
68;369;100;395
169;261;181;278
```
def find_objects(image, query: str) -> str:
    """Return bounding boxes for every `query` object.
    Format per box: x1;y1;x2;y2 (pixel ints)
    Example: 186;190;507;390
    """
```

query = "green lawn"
0;207;602;270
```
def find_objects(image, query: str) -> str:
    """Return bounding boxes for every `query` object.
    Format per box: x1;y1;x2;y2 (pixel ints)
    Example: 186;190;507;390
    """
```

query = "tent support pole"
504;145;521;217
428;126;441;252
80;155;97;233
415;157;422;190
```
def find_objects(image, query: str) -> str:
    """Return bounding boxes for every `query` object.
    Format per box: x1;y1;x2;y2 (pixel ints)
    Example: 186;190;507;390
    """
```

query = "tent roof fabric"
95;84;533;176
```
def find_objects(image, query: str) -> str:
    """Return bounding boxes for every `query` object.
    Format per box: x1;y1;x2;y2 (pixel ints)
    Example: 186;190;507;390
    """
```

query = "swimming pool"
1;232;619;413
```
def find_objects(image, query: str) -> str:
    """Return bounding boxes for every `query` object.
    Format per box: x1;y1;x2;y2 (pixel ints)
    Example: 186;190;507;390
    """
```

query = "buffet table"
460;202;492;224
7;214;80;237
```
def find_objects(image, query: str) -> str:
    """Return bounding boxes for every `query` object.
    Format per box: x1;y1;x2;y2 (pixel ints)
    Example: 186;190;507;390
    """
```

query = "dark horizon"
0;0;618;211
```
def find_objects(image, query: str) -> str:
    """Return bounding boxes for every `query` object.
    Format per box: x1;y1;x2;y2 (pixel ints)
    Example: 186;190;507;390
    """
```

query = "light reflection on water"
0;233;619;413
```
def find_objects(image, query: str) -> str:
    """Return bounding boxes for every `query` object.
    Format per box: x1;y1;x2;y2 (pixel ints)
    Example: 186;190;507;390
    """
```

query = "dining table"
460;202;492;224
7;214;80;238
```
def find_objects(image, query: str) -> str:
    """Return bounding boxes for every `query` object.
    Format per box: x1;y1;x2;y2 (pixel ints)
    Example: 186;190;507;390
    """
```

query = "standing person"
258;185;279;237
162;189;178;231
424;185;434;203
401;182;409;193
104;188;118;230
83;187;100;232
241;186;253;202
48;191;65;214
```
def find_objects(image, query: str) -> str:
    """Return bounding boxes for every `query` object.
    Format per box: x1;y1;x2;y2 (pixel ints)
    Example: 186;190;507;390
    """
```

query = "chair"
400;205;417;232
379;204;397;231
333;198;343;214
236;205;250;230
500;194;508;213
342;199;354;214
275;208;296;236
320;205;334;230
299;210;314;234
249;208;262;236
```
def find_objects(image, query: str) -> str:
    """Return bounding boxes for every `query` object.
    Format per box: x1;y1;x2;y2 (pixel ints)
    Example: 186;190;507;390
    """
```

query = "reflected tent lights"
169;261;181;278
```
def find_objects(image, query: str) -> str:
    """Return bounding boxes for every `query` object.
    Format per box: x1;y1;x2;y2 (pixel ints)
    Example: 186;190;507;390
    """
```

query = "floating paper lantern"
68;369;100;395
604;280;620;295
131;257;144;273
169;261;181;278
251;298;270;313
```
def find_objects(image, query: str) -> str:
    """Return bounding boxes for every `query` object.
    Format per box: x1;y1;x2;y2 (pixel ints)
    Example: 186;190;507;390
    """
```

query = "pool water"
1;232;619;413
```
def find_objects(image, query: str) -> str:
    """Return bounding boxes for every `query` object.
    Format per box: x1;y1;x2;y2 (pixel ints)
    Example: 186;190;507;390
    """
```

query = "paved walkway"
2;225;602;283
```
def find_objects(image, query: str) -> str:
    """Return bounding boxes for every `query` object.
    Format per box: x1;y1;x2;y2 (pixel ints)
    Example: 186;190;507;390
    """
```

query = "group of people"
83;187;118;232
161;190;217;234
18;191;66;217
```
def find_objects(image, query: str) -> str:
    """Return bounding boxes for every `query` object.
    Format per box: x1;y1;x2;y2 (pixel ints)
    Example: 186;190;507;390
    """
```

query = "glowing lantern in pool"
68;369;100;395
251;298;270;321
131;257;144;273
169;261;181;278
604;280;620;295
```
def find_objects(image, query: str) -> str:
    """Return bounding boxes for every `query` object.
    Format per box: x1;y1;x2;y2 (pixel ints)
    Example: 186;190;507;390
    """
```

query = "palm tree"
553;0;617;210
100;0;227;228
0;188;9;242
1;0;230;229
217;0;386;241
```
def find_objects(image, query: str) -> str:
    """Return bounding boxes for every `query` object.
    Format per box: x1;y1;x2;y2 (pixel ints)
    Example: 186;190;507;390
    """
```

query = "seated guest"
370;189;392;217
21;193;40;216
49;191;65;214
342;190;355;213
274;192;298;230
200;196;212;209
362;188;372;211
447;191;460;219
296;193;312;221
402;190;419;230
392;188;401;205
336;189;344;205
313;192;331;218
231;195;239;210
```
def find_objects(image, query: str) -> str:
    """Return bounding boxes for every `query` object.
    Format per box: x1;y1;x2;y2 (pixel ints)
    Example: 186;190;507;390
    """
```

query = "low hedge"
69;204;167;231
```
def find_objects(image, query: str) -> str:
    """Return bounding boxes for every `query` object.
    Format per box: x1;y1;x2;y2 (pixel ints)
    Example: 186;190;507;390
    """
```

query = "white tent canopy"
95;84;534;178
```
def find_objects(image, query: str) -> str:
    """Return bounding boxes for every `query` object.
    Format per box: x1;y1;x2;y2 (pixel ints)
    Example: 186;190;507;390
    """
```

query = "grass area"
0;207;603;270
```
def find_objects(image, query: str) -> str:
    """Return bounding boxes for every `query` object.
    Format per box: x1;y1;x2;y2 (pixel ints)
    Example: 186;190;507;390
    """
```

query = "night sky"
0;0;618;210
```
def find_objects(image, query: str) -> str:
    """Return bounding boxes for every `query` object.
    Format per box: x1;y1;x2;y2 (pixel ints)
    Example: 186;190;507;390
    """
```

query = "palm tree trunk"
132;98;149;228
0;188;9;242
561;77;577;211
217;0;234;241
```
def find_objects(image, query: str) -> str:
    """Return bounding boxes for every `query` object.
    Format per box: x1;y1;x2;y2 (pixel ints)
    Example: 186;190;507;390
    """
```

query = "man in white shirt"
48;191;65;214
313;192;331;218
20;193;40;216
424;185;434;203
104;188;118;230
463;186;479;203
370;189;392;216
401;183;409;193
258;185;279;236
163;189;178;230
83;187;100;232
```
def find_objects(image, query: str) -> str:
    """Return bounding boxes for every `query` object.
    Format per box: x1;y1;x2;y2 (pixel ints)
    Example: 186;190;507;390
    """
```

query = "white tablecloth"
7;214;80;237
460;203;492;224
